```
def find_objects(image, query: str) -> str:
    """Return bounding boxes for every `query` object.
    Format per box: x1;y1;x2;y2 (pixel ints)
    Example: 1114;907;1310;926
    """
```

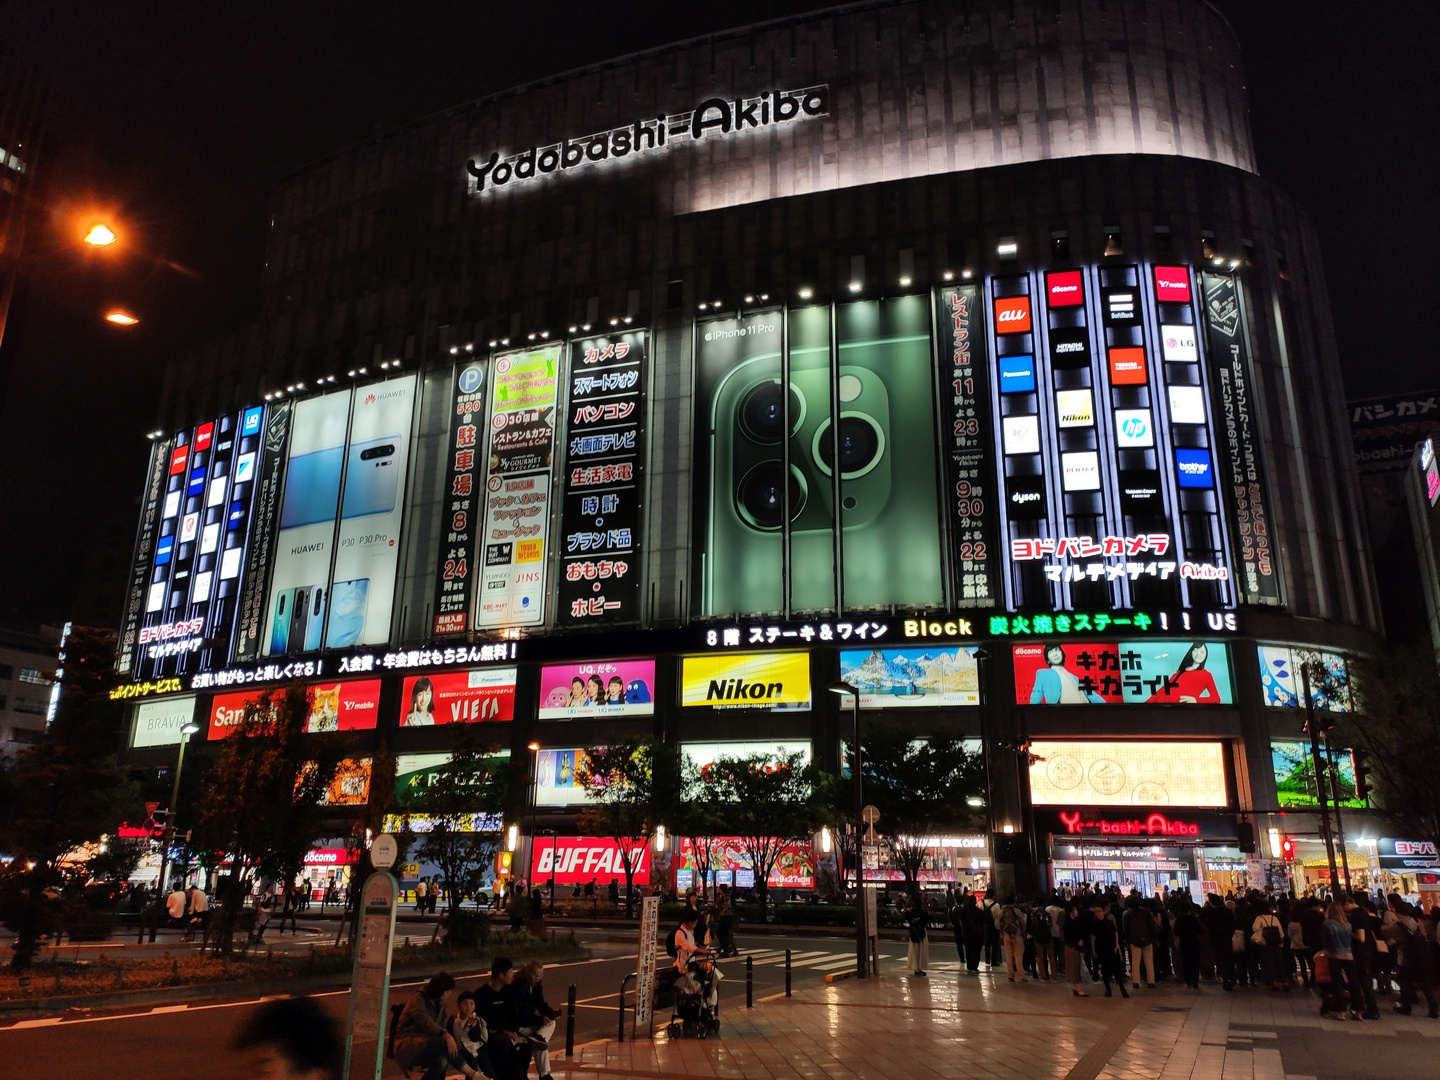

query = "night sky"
2;1;1434;629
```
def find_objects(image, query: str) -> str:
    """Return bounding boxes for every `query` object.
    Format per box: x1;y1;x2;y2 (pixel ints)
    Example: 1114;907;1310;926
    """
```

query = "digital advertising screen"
534;748;592;806
1256;645;1351;711
680;651;811;708
676;837;815;890
475;344;562;629
1013;640;1233;705
316;757;373;806
531;836;651;886
537;659;656;719
398;667;517;727
1028;740;1230;807
207;679;382;739
694;299;943;617
1270;741;1362;809
129;695;198;749
432;360;487;635
837;646;979;707
387;750;508;830
680;740;813;778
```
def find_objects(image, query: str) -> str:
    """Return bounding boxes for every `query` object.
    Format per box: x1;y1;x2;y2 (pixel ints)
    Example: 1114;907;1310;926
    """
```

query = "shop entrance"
1051;843;1193;896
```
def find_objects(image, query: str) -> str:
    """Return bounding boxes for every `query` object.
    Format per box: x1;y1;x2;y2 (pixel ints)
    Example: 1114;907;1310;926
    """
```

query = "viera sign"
467;86;830;196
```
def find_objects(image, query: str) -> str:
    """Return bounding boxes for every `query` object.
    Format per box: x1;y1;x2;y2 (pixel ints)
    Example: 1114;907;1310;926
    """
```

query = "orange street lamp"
83;224;118;247
105;309;139;326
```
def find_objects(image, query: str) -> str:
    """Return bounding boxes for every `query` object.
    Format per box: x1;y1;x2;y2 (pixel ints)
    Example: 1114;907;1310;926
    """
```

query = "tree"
577;741;660;915
702;750;827;911
194;682;354;954
395;734;510;914
675;752;725;898
1333;644;1440;857
850;722;986;901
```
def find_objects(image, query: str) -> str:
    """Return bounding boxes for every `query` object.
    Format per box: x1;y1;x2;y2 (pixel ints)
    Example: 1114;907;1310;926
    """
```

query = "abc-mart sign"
467;86;829;196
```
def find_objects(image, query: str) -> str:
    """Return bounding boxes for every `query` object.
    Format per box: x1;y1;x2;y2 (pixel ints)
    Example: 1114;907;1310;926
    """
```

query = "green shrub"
443;910;492;950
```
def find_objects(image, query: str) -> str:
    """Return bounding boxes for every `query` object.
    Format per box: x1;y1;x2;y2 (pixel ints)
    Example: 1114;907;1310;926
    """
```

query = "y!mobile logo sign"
468;87;829;196
1154;266;1192;303
993;297;1031;334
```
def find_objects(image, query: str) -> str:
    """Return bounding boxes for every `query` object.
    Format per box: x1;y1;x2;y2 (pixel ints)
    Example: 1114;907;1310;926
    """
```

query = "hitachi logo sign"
467;86;829;196
707;678;785;702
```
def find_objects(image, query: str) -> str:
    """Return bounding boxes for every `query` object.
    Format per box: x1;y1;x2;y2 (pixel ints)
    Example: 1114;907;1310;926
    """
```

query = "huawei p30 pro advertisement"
262;375;417;656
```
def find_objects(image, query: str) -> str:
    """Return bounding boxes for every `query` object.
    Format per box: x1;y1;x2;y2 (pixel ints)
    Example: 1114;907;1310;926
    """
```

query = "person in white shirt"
449;991;492;1080
165;884;187;923
673;912;710;973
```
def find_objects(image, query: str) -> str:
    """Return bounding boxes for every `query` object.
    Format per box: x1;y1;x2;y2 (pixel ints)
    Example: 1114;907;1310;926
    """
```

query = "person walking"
1320;901;1363;1020
997;896;1026;983
906;896;930;977
1123;897;1157;989
1028;898;1055;981
1250;898;1286;990
1091;902;1128;998
415;878;429;913
1390;901;1439;1017
1063;900;1088;996
960;894;988;974
1175;900;1203;989
949;894;966;964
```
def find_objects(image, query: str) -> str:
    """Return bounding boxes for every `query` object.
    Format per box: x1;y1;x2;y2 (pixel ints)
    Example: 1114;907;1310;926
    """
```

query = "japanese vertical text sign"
342;870;398;1080
434;361;487;634
936;284;1000;606
634;892;661;1036
232;401;293;661
118;437;172;674
475;344;563;628
559;331;647;625
1201;272;1281;605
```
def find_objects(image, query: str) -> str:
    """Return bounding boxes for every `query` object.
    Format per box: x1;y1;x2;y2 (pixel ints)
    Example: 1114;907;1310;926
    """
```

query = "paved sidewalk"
556;969;1440;1080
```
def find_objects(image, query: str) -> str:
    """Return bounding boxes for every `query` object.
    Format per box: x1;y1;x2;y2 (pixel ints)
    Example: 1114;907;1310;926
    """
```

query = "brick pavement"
555;967;1440;1080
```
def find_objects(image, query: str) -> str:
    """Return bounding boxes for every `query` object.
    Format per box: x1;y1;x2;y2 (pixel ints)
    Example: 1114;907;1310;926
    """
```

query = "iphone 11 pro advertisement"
326;373;417;647
694;298;943;616
263;389;352;655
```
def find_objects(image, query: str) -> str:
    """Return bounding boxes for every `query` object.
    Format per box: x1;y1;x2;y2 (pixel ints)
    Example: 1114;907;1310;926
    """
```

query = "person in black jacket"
1200;895;1236;990
508;959;561;1080
474;957;533;1080
1174;901;1204;989
959;894;988;974
1090;903;1128;998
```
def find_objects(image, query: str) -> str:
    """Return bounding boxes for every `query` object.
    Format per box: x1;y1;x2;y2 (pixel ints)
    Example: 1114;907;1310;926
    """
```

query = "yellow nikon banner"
681;651;811;707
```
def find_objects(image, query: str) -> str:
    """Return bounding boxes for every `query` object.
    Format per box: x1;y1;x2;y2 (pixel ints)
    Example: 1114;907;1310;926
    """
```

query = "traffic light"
1236;820;1256;854
1280;837;1296;862
1352;750;1372;803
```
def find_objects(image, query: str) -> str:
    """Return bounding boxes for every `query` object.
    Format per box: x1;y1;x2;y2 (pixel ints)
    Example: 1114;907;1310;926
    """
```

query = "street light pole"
151;720;200;941
527;742;541;902
827;681;865;979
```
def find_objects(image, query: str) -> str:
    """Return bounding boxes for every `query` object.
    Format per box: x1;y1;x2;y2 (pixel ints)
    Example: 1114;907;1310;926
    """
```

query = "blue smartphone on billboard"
270;588;292;654
303;585;326;651
325;579;369;648
340;437;401;518
279;446;344;529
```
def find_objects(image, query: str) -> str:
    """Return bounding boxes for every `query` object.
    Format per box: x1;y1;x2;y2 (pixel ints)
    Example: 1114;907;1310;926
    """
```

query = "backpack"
1261;917;1282;947
666;926;681;957
1027;908;1052;941
998;905;1021;935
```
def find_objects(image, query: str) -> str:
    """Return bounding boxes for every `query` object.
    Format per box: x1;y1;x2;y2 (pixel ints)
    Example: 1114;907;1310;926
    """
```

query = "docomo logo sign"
1047;271;1084;307
138;618;205;645
533;838;652;885
1153;266;1192;303
1058;811;1201;837
468;87;829;195
993;296;1032;334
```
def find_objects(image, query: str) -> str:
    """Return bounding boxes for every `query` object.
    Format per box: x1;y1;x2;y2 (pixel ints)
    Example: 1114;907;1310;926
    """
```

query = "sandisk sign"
993;296;1031;334
1046;271;1084;307
1153;266;1192;303
208;679;383;739
531;836;652;886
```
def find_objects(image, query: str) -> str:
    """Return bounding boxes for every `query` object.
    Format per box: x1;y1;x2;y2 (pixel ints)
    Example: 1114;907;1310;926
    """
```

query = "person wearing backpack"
1251;899;1286;990
1123;897;1156;989
1027;899;1055;981
906;896;930;977
997;896;1026;983
1388;900;1438;1017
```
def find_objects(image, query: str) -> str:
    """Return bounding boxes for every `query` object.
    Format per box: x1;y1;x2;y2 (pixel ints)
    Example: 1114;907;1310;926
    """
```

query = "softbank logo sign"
468;87;830;195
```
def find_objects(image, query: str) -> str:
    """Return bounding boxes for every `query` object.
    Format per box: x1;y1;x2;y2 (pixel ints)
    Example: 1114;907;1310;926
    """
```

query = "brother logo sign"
468;86;829;195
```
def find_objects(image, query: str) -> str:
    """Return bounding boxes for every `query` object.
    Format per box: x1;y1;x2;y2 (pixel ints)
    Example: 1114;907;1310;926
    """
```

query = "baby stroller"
665;961;722;1039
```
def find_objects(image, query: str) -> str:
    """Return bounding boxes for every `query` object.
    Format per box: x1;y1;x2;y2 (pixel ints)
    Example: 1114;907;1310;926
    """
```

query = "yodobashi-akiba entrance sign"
467;86;829;195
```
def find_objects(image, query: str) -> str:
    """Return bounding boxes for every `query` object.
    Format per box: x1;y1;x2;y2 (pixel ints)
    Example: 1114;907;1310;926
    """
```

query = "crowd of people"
923;884;1438;1018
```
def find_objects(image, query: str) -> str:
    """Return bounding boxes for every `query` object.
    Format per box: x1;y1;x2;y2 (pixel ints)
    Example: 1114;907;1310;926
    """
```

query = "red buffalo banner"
530;836;651;886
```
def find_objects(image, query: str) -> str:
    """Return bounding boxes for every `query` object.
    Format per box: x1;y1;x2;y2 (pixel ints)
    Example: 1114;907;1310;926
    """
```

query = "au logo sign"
681;652;811;707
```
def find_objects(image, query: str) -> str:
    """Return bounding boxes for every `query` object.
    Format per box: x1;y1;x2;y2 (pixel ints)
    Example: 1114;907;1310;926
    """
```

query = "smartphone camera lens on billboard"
738;381;803;443
736;462;806;530
814;415;883;476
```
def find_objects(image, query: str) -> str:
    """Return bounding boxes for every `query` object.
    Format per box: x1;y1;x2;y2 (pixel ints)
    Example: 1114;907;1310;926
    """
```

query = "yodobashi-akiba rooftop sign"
467;86;829;195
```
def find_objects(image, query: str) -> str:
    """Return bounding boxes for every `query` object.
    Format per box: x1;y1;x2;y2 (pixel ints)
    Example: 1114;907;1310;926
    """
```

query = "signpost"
633;893;660;1038
343;836;400;1080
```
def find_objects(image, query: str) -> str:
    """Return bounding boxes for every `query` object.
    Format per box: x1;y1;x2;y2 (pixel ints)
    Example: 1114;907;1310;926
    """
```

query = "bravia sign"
467;87;829;196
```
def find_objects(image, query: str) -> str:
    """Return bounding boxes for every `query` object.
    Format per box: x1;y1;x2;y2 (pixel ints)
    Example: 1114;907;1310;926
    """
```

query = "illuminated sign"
1107;347;1148;385
317;758;373;806
838;646;979;707
537;660;656;719
1003;415;1041;455
534;748;593;806
1046;270;1084;307
399;668;517;726
1028;740;1229;807
1011;532;1175;582
701;620;889;648
997;354;1036;393
1114;409;1155;448
433;362;487;635
680;652;811;707
1014;641;1233;704
993;296;1031;334
1167;386;1207;425
130;695;198;749
1271;741;1361;808
1160;325;1198;361
1056;389;1095;428
207;678;382;739
468;86;829;196
1153;266;1192;303
677;838;814;890
110;678;184;701
1256;645;1351;710
680;740;813;777
1175;448;1213;488
987;610;1237;636
1055;812;1203;837
1061;451;1101;491
531;836;651;886
902;617;976;639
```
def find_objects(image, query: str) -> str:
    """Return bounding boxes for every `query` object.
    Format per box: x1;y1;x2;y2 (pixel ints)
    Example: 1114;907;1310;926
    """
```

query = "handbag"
1231;929;1246;953
1312;949;1331;984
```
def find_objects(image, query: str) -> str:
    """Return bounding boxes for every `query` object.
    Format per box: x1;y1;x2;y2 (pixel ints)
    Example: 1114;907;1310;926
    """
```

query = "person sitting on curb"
449;990;494;1080
474;956;533;1080
393;972;457;1080
508;959;561;1080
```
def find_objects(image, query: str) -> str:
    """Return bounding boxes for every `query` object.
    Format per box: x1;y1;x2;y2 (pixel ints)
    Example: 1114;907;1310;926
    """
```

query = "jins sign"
467;86;829;195
1057;811;1202;837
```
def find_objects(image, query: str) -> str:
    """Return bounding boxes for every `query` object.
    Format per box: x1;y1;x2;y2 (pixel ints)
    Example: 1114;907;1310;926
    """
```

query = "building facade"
121;0;1423;900
0;625;60;754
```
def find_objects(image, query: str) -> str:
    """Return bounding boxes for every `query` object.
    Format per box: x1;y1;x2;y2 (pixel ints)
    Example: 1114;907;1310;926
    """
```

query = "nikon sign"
467;86;829;196
680;651;811;708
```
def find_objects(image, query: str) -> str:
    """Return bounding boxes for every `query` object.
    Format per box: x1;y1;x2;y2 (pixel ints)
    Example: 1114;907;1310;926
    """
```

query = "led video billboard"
398;668;517;726
1012;640;1233;705
838;646;980;707
1028;740;1229;807
537;659;656;719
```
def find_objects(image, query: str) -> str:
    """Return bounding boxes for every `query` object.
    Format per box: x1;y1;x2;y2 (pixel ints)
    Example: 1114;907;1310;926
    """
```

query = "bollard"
746;955;754;1008
565;983;577;1057
618;972;636;1042
785;948;792;997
